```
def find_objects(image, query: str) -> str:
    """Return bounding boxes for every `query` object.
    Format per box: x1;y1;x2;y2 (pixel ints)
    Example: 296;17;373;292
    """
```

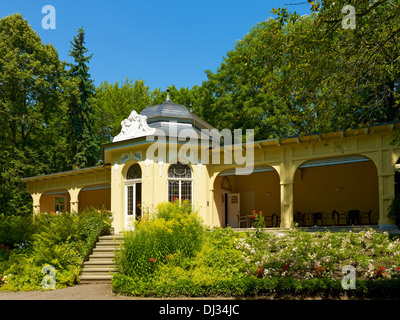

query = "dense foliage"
0;208;111;291
1;1;400;214
115;201;204;278
196;0;400;140
113;219;400;298
0;14;70;215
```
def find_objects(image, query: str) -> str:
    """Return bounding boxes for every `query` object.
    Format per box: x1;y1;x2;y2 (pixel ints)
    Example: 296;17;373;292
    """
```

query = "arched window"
125;164;142;228
168;162;192;203
126;163;142;180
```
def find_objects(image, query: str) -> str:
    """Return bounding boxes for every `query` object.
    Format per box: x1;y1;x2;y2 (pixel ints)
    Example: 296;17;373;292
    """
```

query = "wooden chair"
265;213;279;227
347;209;360;225
294;212;305;227
312;212;324;226
333;210;347;225
237;214;248;228
295;212;312;227
324;210;337;226
303;212;311;227
272;213;280;227
360;210;372;225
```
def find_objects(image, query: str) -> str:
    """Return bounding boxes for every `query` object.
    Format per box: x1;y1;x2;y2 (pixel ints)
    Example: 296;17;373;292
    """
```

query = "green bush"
112;226;400;298
0;207;112;291
116;201;204;279
0;214;37;248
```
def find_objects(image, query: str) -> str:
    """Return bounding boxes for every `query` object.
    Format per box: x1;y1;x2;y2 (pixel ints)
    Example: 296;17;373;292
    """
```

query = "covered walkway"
21;165;111;214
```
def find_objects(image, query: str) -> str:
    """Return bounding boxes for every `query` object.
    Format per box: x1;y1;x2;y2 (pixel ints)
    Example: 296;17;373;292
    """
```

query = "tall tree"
68;27;99;169
197;0;400;140
94;78;153;144
0;14;69;215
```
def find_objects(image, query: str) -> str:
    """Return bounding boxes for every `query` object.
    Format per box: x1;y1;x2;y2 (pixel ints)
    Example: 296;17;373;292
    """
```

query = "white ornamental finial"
165;87;171;102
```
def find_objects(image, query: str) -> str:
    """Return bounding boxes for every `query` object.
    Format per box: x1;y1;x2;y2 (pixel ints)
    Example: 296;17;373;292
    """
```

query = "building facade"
22;92;400;233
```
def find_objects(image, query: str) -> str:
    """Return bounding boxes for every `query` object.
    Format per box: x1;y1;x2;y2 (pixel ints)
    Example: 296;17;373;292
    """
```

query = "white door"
228;193;240;227
125;182;142;230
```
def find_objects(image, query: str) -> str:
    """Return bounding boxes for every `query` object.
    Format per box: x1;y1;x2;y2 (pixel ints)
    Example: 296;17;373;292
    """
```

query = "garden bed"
111;203;400;299
0;208;112;291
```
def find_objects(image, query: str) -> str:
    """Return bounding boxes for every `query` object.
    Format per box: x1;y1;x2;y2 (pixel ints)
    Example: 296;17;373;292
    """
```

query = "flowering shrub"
373;266;387;278
251;210;266;228
314;265;327;278
116;201;204;279
231;228;400;283
113;227;400;298
256;267;264;278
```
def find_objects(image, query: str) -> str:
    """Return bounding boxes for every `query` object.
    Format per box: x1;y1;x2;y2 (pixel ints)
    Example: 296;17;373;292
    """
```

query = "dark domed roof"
140;88;193;124
140;101;193;123
139;87;218;141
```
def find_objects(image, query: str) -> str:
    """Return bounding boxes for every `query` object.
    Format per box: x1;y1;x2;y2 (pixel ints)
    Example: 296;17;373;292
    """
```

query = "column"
68;187;81;213
280;181;294;228
111;160;123;233
374;149;396;226
378;173;395;226
279;148;295;229
31;192;42;215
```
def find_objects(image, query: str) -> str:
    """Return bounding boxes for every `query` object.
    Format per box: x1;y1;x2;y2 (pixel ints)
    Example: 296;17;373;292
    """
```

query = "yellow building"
22;91;400;233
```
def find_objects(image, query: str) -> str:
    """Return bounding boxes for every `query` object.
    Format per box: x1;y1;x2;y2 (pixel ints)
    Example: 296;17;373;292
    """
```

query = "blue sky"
0;0;311;90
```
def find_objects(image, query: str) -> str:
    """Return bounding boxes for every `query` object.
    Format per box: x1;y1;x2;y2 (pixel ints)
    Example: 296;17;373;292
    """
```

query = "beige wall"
79;188;111;211
40;192;70;213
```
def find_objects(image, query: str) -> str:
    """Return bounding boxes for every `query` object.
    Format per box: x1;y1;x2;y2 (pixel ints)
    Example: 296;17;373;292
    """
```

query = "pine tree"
67;27;99;169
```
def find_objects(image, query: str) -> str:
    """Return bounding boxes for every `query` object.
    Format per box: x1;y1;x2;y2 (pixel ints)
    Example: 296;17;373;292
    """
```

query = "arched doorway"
214;165;280;228
125;163;142;230
293;155;379;226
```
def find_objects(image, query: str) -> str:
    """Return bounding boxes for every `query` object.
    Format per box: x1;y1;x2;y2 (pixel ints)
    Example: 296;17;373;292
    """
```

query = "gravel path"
0;284;134;300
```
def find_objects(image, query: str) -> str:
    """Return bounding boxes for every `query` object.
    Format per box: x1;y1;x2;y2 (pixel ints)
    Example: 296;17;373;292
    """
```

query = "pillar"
278;148;295;229
31;192;42;215
111;160;123;233
280;181;294;228
371;149;396;226
68;187;81;213
378;172;396;226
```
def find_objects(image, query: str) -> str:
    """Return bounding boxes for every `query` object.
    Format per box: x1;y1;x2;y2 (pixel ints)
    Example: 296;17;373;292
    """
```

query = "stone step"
80;269;117;277
93;246;121;253
89;252;115;258
81;271;116;276
96;240;123;246
87;257;115;264
81;266;117;272
98;234;124;241
79;233;124;284
79;275;113;284
84;259;116;265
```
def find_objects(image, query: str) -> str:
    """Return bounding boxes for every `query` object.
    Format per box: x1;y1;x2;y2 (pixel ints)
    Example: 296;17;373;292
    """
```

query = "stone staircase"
79;233;124;284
